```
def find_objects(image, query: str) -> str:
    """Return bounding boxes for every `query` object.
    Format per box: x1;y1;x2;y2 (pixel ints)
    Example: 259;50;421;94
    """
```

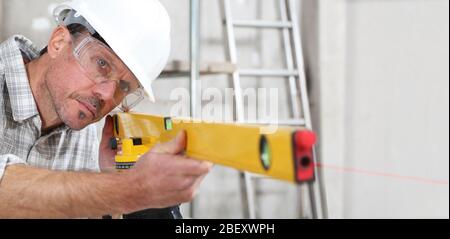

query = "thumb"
151;130;187;155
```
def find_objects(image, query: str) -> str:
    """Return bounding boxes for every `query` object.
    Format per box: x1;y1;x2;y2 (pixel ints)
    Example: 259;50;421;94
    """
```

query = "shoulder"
0;35;40;62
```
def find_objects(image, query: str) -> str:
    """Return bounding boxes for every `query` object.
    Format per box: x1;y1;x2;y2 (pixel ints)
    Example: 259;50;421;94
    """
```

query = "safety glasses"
72;35;144;111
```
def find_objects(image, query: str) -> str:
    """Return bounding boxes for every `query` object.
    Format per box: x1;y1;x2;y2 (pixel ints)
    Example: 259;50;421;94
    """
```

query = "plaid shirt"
0;35;100;182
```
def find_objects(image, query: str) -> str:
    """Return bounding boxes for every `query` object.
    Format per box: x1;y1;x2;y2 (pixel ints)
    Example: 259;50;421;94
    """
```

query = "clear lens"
119;88;145;112
72;35;143;110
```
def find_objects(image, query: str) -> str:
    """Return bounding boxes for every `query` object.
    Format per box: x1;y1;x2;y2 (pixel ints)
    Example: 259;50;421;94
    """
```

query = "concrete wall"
1;0;448;218
345;0;448;218
0;0;3;40
311;0;449;218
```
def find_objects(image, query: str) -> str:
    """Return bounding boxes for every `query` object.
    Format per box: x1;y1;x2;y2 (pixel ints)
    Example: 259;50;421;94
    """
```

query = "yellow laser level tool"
112;113;317;184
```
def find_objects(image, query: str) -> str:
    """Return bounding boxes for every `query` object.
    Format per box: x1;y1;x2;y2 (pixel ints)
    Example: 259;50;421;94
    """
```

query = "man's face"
44;31;140;130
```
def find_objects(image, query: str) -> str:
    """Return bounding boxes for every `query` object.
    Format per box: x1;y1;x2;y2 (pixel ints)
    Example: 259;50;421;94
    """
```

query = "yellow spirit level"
112;113;317;184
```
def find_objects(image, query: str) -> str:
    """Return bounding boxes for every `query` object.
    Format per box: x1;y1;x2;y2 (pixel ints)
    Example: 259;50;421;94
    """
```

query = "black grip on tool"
123;206;183;219
110;138;118;150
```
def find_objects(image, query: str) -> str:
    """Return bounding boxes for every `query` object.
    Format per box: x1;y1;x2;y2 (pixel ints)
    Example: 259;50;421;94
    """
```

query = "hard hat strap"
61;10;110;48
61;10;96;35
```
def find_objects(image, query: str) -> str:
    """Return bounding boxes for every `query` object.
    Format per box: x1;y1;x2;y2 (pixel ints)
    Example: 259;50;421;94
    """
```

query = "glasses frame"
71;34;145;112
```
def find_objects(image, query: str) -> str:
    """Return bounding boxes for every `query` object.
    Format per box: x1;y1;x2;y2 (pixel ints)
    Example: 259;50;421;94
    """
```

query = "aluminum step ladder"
219;0;328;219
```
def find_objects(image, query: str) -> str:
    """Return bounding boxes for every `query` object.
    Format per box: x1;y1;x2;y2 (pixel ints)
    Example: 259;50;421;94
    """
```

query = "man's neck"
26;56;64;132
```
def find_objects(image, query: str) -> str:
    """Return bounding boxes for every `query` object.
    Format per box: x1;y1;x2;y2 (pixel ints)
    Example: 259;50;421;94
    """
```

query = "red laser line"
315;163;449;185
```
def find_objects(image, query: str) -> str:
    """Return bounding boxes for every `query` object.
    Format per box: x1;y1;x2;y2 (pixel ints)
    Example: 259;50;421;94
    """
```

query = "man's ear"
47;26;72;59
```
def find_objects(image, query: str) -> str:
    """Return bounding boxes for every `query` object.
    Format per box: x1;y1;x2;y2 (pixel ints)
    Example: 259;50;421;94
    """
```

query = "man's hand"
125;130;213;212
99;114;212;212
0;127;212;218
99;115;116;173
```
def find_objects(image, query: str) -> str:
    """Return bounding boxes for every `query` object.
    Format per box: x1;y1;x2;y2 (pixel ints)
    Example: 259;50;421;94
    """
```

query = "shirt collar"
0;35;40;122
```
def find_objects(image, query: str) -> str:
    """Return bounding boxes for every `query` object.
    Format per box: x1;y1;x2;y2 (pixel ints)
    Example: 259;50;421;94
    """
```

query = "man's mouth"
77;100;97;119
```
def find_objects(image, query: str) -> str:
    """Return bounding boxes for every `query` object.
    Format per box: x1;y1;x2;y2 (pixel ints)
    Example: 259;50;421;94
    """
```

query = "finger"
103;115;114;137
175;175;197;191
151;131;187;155
192;174;207;190
148;153;211;177
170;157;212;177
100;115;115;148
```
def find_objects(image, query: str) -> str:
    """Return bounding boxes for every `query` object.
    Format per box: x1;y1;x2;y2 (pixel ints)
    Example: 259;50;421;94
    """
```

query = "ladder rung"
239;69;299;77
246;173;272;180
161;60;237;78
233;20;293;29
245;119;306;126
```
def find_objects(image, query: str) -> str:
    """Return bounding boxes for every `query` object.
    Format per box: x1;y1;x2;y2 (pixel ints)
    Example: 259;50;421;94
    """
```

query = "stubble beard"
44;69;89;131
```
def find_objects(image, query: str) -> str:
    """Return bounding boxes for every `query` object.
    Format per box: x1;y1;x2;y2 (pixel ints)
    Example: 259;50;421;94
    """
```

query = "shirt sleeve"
0;154;27;183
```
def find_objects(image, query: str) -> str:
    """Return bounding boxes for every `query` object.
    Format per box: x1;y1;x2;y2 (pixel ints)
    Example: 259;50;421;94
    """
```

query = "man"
0;0;212;218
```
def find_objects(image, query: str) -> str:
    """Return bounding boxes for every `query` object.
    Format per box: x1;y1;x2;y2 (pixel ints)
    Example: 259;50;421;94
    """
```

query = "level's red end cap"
295;131;317;149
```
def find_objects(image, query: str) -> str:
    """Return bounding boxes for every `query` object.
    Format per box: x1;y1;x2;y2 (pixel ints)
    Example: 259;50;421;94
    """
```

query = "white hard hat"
53;0;172;102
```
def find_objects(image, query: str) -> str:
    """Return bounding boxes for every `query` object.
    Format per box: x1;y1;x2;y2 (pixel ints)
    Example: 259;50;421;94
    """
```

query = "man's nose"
92;80;117;102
